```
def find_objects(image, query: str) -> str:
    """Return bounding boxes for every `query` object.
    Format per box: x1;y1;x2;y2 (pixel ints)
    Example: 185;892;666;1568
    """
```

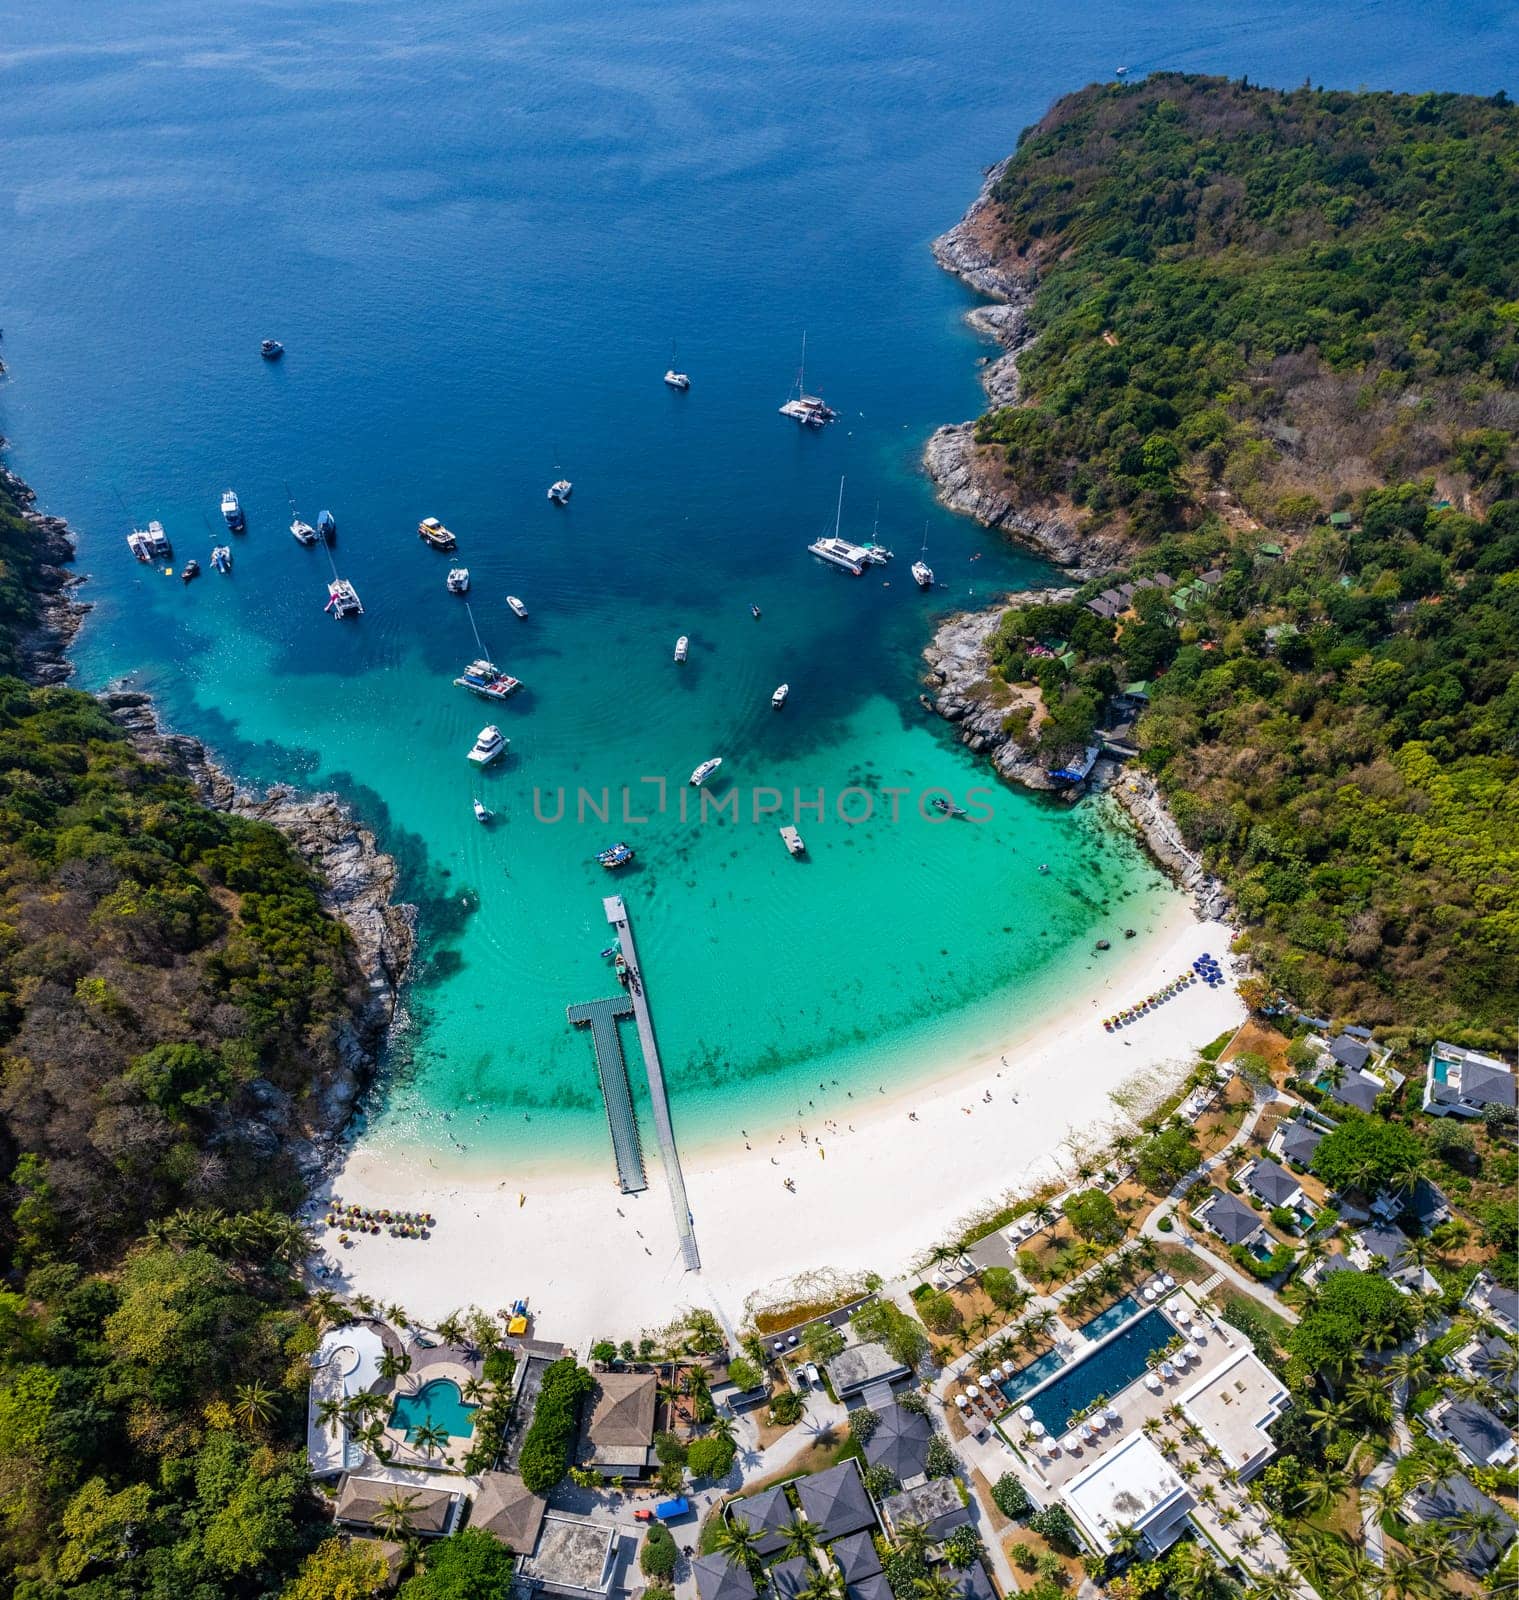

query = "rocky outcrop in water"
1;456;90;685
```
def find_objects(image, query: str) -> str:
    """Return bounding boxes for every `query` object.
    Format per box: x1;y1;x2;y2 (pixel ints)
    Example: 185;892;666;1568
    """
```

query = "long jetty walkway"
566;994;647;1195
603;894;700;1272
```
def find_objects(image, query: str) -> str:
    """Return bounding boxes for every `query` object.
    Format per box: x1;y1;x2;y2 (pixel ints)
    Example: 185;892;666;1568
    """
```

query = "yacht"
779;332;837;427
220;489;245;532
453;659;522;701
860;543;893;565
473;799;492;824
290;517;317;547
126;520;172;563
326;578;363;618
210;545;232;574
181;559;201;583
771;683;789;709
674;635;689;663
418;517;456;551
596;842;635;870
260;339;284;360
548;479;573;504
689;757;722;787
664;368;690;390
912;522;934;588
807;476;869;574
446;567;470;594
506;595;529;619
317;510;337;544
467;725;508;766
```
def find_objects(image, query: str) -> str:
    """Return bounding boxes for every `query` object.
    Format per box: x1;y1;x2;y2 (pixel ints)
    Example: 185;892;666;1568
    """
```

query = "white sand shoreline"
318;908;1243;1346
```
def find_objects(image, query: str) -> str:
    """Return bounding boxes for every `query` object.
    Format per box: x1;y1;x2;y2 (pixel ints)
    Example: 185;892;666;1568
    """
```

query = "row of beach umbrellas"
1103;969;1199;1031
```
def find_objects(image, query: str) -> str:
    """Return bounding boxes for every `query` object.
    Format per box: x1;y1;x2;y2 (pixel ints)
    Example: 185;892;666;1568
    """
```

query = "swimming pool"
1023;1309;1173;1434
1078;1293;1144;1342
389;1378;478;1442
998;1347;1068;1406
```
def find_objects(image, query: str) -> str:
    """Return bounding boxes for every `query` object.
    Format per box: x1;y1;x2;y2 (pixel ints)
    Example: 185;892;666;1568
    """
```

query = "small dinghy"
473;799;492;824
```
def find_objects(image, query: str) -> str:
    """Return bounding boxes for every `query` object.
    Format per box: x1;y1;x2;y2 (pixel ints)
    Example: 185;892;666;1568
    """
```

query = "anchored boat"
779;825;806;856
454;659;521;701
418;517;456;551
808;477;869;574
467;725;508;766
506;595;528;619
596;842;635;870
912;521;934;588
446;567;470;594
260;338;284;360
664;341;690;390
548;478;573;504
210;545;232;574
126;520;172;563
674;635;689;663
181;559;201;583
689;757;722;787
326;578;363;617
316;510;336;544
778;332;837;427
772;683;789;709
473;798;492;824
220;489;245;532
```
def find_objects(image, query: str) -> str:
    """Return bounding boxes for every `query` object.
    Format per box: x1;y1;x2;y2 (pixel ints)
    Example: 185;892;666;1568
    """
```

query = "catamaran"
220;489;245;532
446;567;470;594
912;522;934;589
548;478;573;504
454;659;521;700
418;517;457;551
126;520;172;563
664;340;690;390
807;477;870;574
779;332;837;427
467;725;508;765
326;578;363;618
772;683;789;709
689;757;722;787
506;595;528;619
210;545;232;574
674;635;689;662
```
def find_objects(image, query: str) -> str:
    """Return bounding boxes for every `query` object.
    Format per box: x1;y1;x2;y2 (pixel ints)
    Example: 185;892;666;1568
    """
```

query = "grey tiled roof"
796;1462;876;1541
1329;1035;1371;1072
830;1532;882;1583
694;1557;759;1600
1200;1189;1263;1245
1406;1475;1515;1572
1275;1119;1324;1166
864;1404;933;1482
1243;1158;1300;1207
730;1485;792;1556
1441;1396;1515;1466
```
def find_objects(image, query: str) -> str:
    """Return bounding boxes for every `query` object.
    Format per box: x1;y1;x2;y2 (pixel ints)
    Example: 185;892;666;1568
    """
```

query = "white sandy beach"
319;910;1244;1347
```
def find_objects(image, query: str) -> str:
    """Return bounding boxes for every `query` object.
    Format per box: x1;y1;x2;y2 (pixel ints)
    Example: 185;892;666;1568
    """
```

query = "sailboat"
664;339;690;390
286;485;317;546
912;523;934;589
860;504;893;564
779;332;837;427
321;537;362;618
452;600;522;700
807;476;869;574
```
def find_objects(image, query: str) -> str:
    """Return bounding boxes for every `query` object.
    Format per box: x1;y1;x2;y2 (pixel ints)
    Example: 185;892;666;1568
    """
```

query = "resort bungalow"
1424;1041;1517;1118
864;1402;934;1487
830;1531;884;1590
1298;1252;1359;1290
1465;1273;1519;1337
1431;1393;1518;1469
1402;1475;1515;1573
1268;1116;1326;1170
1372;1176;1451;1231
825;1340;910;1402
1195;1189;1266;1250
694;1556;759;1600
470;1472;547;1554
577;1371;658;1479
333;1475;465;1539
796;1460;878;1541
1446;1332;1519;1414
1060;1433;1195;1557
768;1558;815;1600
879;1476;972;1545
1346;1224;1427;1288
1236;1157;1303;1213
517;1514;619;1599
727;1484;793;1557
1177;1349;1290;1480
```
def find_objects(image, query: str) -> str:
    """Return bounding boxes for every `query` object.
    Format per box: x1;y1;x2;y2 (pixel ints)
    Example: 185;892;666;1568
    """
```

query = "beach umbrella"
966;1385;980;1401
955;1394;969;1410
1173;1305;1192;1324
1161;1273;1176;1289
1063;1434;1081;1452
1018;1405;1035;1423
1160;1361;1175;1380
1144;1373;1163;1393
1029;1419;1046;1436
1190;1326;1207;1344
1104;1407;1122;1425
1142;1286;1157;1302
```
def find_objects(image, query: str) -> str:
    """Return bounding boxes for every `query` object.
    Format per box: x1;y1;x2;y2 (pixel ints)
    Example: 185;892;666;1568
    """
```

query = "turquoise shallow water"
0;0;1510;1174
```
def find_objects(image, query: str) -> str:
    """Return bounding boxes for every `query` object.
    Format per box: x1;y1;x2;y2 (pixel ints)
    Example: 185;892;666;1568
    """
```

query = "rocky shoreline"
1;448;415;1169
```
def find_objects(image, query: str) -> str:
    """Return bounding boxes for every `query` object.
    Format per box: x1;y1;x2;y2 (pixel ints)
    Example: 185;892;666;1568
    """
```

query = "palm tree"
714;1519;764;1577
1245;1569;1293;1600
990;1335;1019;1368
1326;1538;1379;1600
1142;1417;1164;1439
1110;1523;1143;1561
1167;1541;1221;1600
309;1288;346;1328
893;1520;933;1565
1306;1397;1354;1441
461;1377;487;1405
353;1292;379;1318
911;1575;959;1600
1297;1467;1351;1516
435;1310;468;1346
801;1573;841;1600
316;1395;347;1434
1452;1505;1508;1555
378;1349;412;1383
970;1310;996;1342
414;1421;451;1460
1345;1372;1393;1428
781;1518;815;1561
1404;1521;1460;1578
710;1415;738;1445
374;1491;421;1540
1360;1477;1406;1527
231;1380;279;1434
1381;1550;1442;1600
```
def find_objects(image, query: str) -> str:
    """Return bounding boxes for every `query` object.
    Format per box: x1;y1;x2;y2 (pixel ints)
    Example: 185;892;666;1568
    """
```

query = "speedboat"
674;635;689;662
912;559;934;589
290;517;317;547
220;489;245;532
418;517;456;550
780;825;806;856
126;520;172;563
548;479;573;504
326;578;363;618
260;339;284;360
689;757;722;787
446;567;470;594
506;595;528;619
664;369;690;390
453;659;522;701
750;603;762;619
473;799;492;824
932;796;967;817
772;683;789;709
859;543;893;565
317;510;336;543
468;725;508;766
210;545;232;574
596;842;634;869
181;559;201;583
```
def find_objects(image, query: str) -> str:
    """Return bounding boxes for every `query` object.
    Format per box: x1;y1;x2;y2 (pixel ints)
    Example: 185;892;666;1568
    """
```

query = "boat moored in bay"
808;477;868;574
316;510;336;544
126;520;172;563
473;798;492;824
780;825;806;856
220;489;245;532
689;757;722;787
674;635;688;662
506;595;528;619
418;517;456;550
210;545;232;573
467;725;508;765
260;338;284;360
453;659;522;701
446;567;470;594
772;683;789;708
548;478;573;504
326;577;363;618
596;842;634;869
779;332;837;427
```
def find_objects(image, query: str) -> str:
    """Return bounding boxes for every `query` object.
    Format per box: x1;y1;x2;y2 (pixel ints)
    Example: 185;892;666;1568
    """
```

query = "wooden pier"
603;894;700;1272
566;994;648;1195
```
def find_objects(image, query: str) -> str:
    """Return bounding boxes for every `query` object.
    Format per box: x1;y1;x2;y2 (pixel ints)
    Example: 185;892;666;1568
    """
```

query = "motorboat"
779;332;837;426
453;659;521;701
326;578;363;618
290;517;317;547
316;510;336;543
468;725;508;765
772;683;788;709
750;603;762;619
418;517;456;551
931;796;967;818
860;544;893;565
446;567;470;594
664;368;690;390
808;477;869;574
548;478;573;504
689;757;722;787
912;559;934;588
210;545;232;574
220;489;245;532
260;339;284;360
506;595;528;619
596;842;635;870
181;559;201;583
126;520;172;562
779;825;806;856
473;799;492;824
674;635;689;663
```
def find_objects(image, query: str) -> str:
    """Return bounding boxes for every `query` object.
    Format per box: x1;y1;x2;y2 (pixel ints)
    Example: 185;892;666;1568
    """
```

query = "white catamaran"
807;476;871;574
778;331;838;427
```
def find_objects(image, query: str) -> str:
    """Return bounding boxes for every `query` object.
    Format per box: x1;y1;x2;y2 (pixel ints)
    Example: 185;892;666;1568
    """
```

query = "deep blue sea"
0;0;1511;1170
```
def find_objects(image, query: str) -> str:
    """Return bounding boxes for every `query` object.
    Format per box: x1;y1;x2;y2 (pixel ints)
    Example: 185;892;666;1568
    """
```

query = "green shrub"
990;1473;1031;1519
517;1358;595;1492
640;1524;678;1580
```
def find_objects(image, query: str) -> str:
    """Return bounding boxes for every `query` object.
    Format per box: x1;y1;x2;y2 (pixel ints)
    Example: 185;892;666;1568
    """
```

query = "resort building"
1267;1116;1326;1169
825;1340;911;1401
728;1484;793;1556
471;1471;548;1553
1445;1332;1519;1414
1236;1157;1303;1212
1374;1175;1452;1231
1423;1041;1517;1118
1176;1349;1290;1479
1430;1393;1518;1469
1297;1252;1358;1289
864;1402;933;1486
1060;1433;1195;1556
766;1557;814;1600
333;1475;465;1539
1346;1225;1427;1288
1402;1475;1515;1573
577;1371;658;1478
795;1460;878;1540
307;1322;389;1477
1466;1273;1519;1337
830;1530;885;1593
1195;1189;1266;1250
879;1476;971;1544
694;1556;759;1600
517;1513;619;1598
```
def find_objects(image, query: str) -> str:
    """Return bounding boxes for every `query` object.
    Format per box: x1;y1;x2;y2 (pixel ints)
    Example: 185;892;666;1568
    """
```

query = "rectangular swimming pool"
1025;1309;1173;1434
1078;1293;1144;1342
997;1347;1068;1406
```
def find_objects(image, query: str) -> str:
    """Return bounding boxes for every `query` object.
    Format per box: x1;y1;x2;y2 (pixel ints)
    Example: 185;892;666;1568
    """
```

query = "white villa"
1062;1433;1194;1556
1423;1041;1516;1118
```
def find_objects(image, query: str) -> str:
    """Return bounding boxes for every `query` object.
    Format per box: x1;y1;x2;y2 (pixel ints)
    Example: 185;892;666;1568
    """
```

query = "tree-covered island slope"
930;75;1519;1035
